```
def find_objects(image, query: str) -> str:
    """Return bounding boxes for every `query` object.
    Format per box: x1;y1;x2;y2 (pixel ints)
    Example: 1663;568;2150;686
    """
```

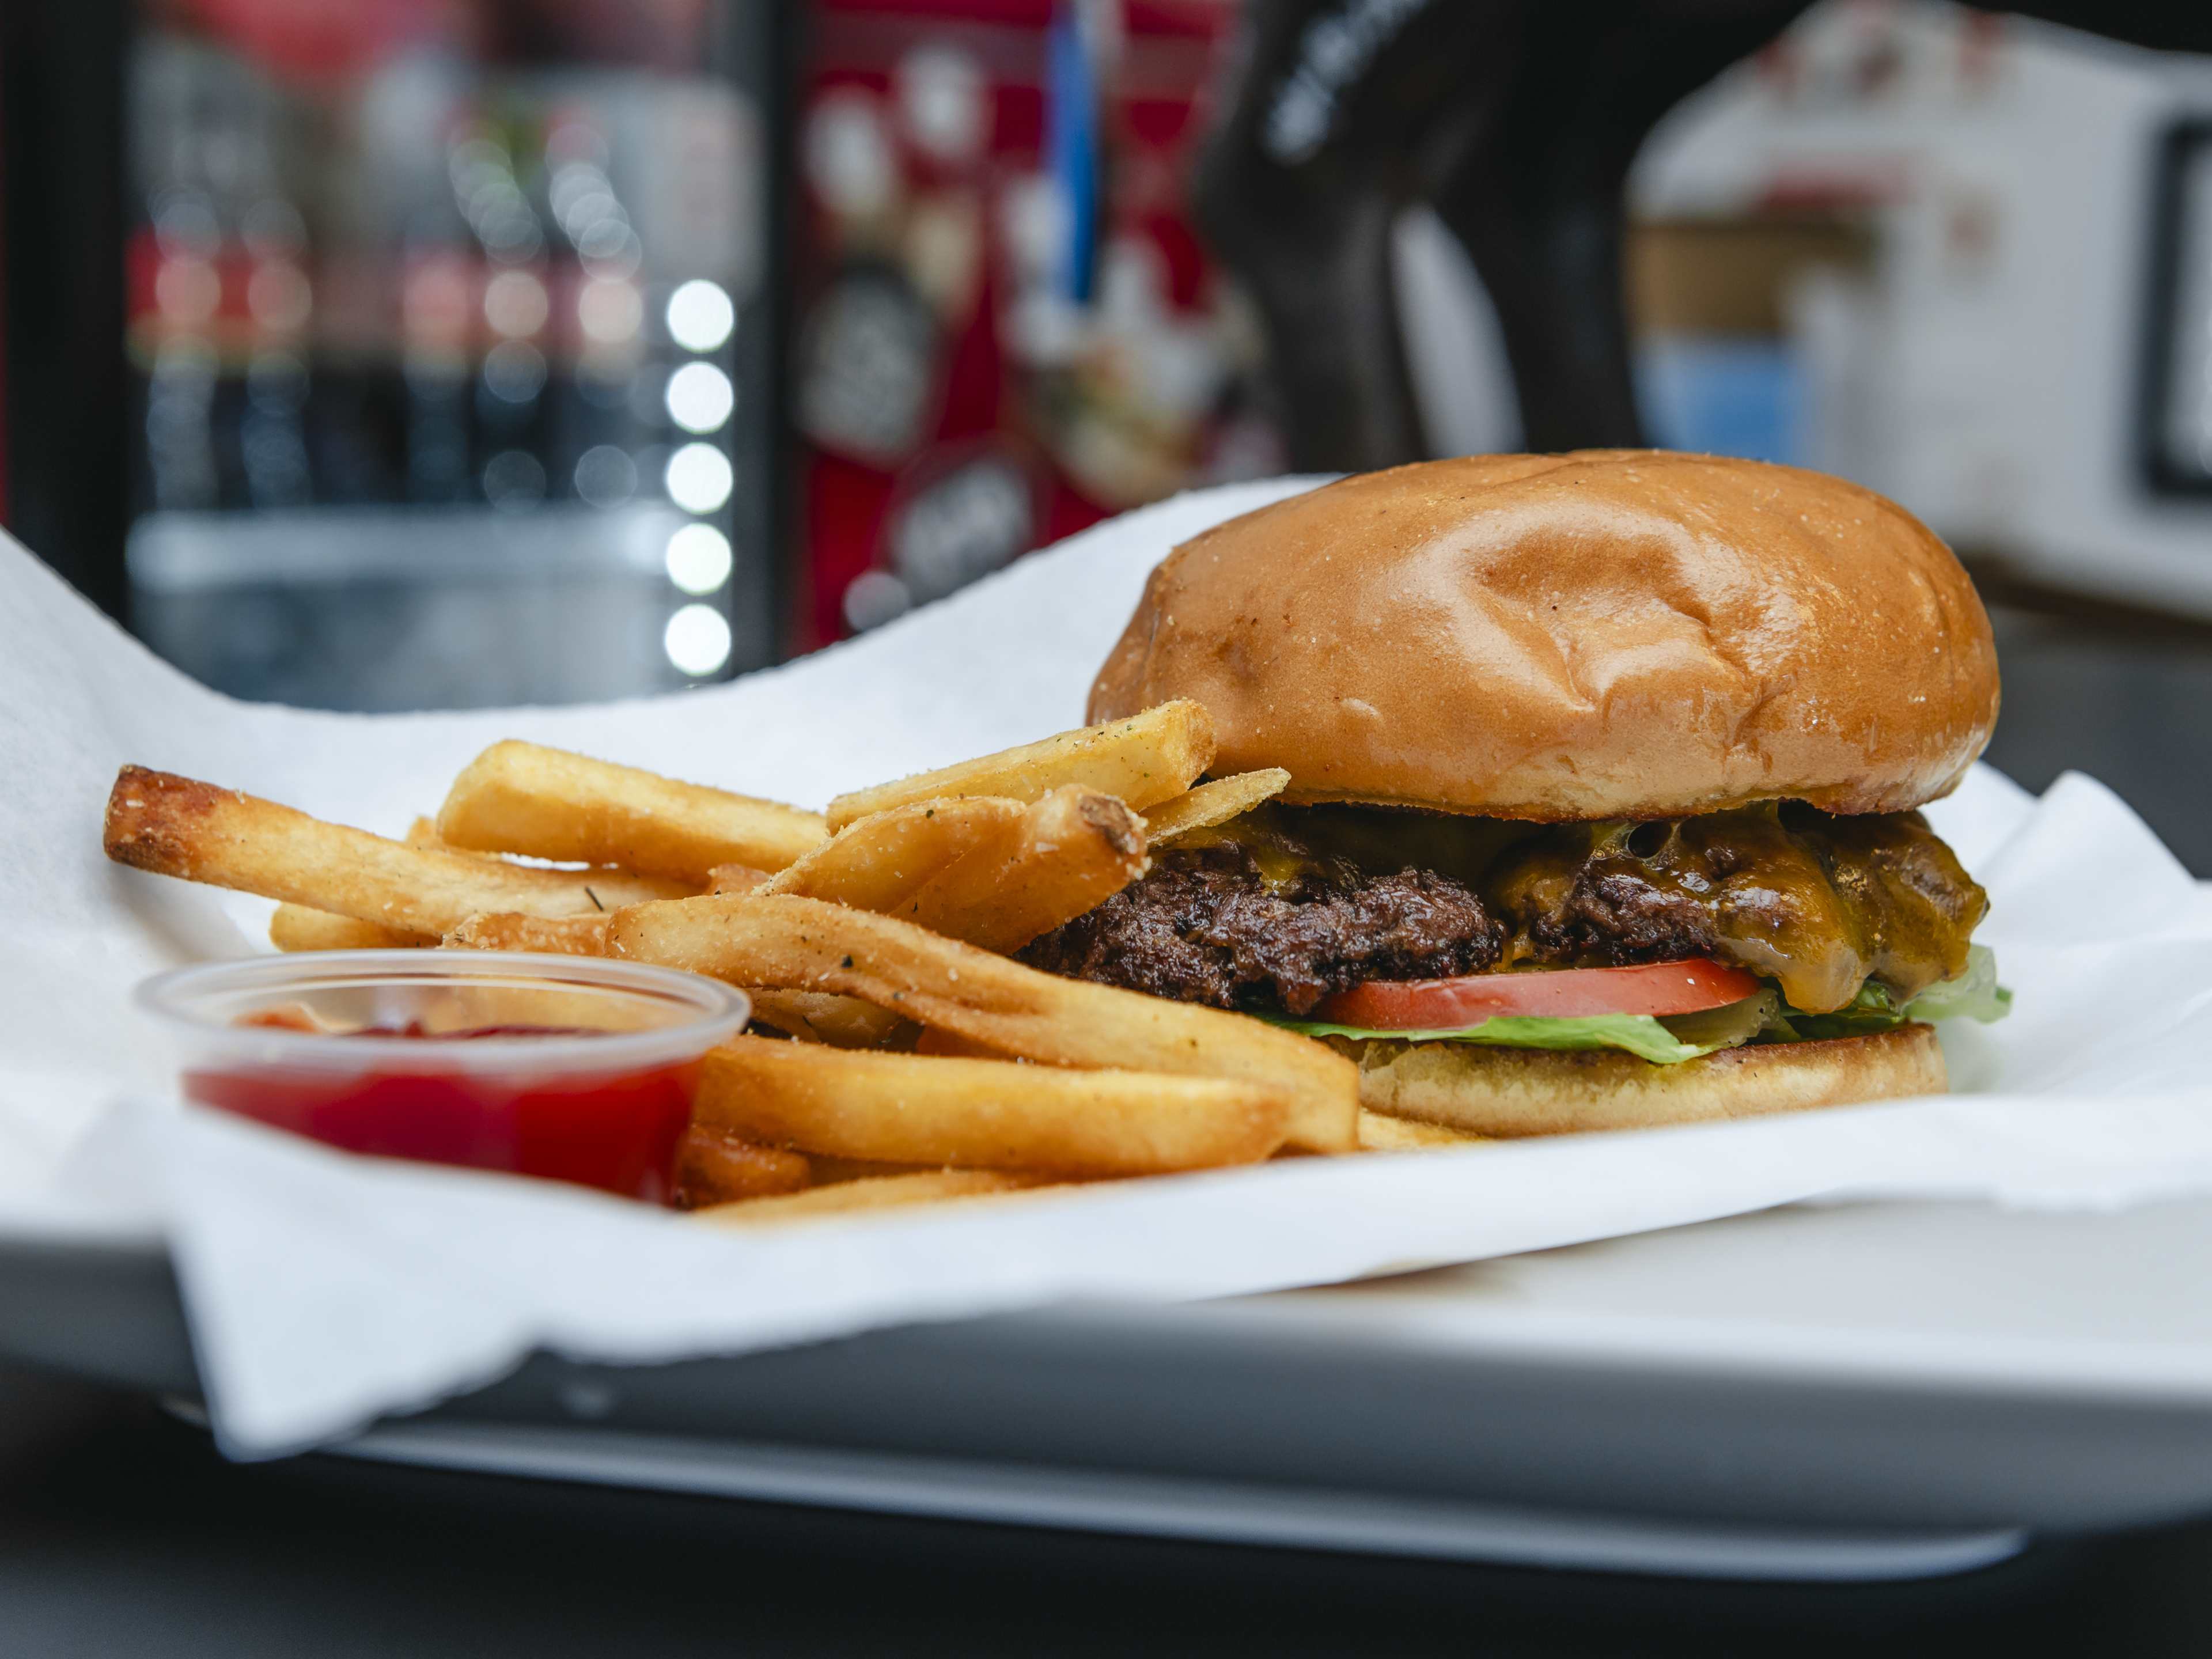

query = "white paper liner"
5;480;2211;1456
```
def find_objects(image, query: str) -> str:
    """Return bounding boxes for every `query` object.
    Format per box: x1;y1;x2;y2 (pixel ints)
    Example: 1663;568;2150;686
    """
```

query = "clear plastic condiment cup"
135;950;751;1203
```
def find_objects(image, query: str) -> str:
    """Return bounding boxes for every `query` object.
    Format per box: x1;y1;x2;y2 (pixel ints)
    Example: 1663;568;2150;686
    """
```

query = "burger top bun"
1088;452;2000;821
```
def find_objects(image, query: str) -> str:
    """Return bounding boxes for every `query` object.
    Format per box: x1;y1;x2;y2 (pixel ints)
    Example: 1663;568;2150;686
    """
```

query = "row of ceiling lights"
659;279;738;678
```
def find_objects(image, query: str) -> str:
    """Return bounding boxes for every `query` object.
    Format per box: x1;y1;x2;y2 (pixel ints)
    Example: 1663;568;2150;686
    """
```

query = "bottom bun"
1334;1024;1945;1139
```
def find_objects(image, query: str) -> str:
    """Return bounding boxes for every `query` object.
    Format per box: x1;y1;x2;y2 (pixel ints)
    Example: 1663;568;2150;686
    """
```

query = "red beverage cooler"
4;0;789;709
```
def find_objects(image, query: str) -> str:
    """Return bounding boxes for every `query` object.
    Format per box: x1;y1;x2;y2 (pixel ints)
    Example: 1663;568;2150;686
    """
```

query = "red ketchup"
187;1016;699;1203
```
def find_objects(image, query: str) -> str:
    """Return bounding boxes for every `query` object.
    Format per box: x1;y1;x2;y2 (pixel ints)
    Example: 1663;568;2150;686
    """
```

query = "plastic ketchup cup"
135;951;751;1203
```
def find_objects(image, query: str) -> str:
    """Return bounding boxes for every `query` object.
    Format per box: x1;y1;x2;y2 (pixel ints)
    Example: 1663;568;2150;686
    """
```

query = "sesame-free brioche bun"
1340;1022;1946;1138
1089;452;1999;820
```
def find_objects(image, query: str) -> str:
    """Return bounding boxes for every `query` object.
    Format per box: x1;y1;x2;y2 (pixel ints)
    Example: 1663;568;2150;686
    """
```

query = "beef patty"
1519;867;1721;967
1020;843;1502;1016
1021;803;1988;1019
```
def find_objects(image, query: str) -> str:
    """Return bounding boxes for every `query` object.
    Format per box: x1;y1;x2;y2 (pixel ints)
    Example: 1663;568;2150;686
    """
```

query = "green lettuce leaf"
1781;945;2012;1038
1273;1012;1724;1065
1269;948;2010;1066
1773;979;1906;1040
1903;945;2012;1024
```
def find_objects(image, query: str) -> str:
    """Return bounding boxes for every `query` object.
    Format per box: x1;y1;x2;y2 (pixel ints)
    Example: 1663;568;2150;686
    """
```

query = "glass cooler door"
115;0;784;710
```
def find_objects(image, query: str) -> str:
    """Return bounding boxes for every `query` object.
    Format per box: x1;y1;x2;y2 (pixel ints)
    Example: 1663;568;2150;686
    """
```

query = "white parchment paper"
5;478;2212;1457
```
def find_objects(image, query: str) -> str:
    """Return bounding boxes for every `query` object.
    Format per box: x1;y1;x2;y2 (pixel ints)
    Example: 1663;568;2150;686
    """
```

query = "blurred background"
3;0;2211;861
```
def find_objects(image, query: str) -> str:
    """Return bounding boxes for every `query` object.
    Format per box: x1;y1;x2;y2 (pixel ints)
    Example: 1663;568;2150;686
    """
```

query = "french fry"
444;912;612;955
269;818;454;950
673;1124;812;1209
270;906;430;952
1145;770;1292;842
694;1169;1059;1228
608;895;1359;1153
694;1035;1290;1175
912;1026;1002;1059
104;767;690;938
900;786;1146;951
708;863;772;895
802;1153;938;1184
437;741;825;880
1358;1109;1491;1152
825;700;1214;831
746;989;912;1049
763;796;1027;910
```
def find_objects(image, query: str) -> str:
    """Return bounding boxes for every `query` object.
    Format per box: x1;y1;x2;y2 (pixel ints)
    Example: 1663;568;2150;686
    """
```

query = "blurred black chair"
1194;0;2212;471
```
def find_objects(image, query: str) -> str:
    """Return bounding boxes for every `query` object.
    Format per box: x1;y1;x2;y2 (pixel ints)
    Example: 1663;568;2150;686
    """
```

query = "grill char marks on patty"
1019;844;1503;1016
1022;802;1988;1021
1524;868;1720;966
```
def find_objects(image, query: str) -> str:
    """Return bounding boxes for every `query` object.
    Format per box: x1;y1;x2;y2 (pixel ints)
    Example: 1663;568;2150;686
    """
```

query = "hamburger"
1022;452;2011;1136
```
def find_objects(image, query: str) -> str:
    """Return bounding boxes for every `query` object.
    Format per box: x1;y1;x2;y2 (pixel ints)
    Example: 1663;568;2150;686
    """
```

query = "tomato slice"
1317;960;1764;1029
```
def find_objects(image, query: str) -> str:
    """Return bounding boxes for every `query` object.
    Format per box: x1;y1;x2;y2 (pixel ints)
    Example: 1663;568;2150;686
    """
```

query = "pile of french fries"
103;701;1483;1225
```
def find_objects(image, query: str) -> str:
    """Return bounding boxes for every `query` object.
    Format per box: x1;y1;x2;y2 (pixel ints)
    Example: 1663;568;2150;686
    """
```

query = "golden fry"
695;1035;1290;1175
708;863;772;895
104;767;687;938
694;1169;1059;1228
444;912;612;955
437;741;825;880
825;700;1214;831
1145;770;1292;842
801;1153;937;1184
1357;1109;1492;1152
268;818;454;950
746;988;912;1049
270;906;429;952
674;1124;812;1209
608;895;1359;1153
911;1026;1002;1059
901;786;1145;952
763;796;1026;911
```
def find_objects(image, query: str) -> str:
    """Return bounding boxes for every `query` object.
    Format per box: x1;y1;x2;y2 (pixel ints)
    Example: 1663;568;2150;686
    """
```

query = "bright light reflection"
664;603;733;676
665;279;735;351
665;523;734;594
665;442;733;513
665;361;735;433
